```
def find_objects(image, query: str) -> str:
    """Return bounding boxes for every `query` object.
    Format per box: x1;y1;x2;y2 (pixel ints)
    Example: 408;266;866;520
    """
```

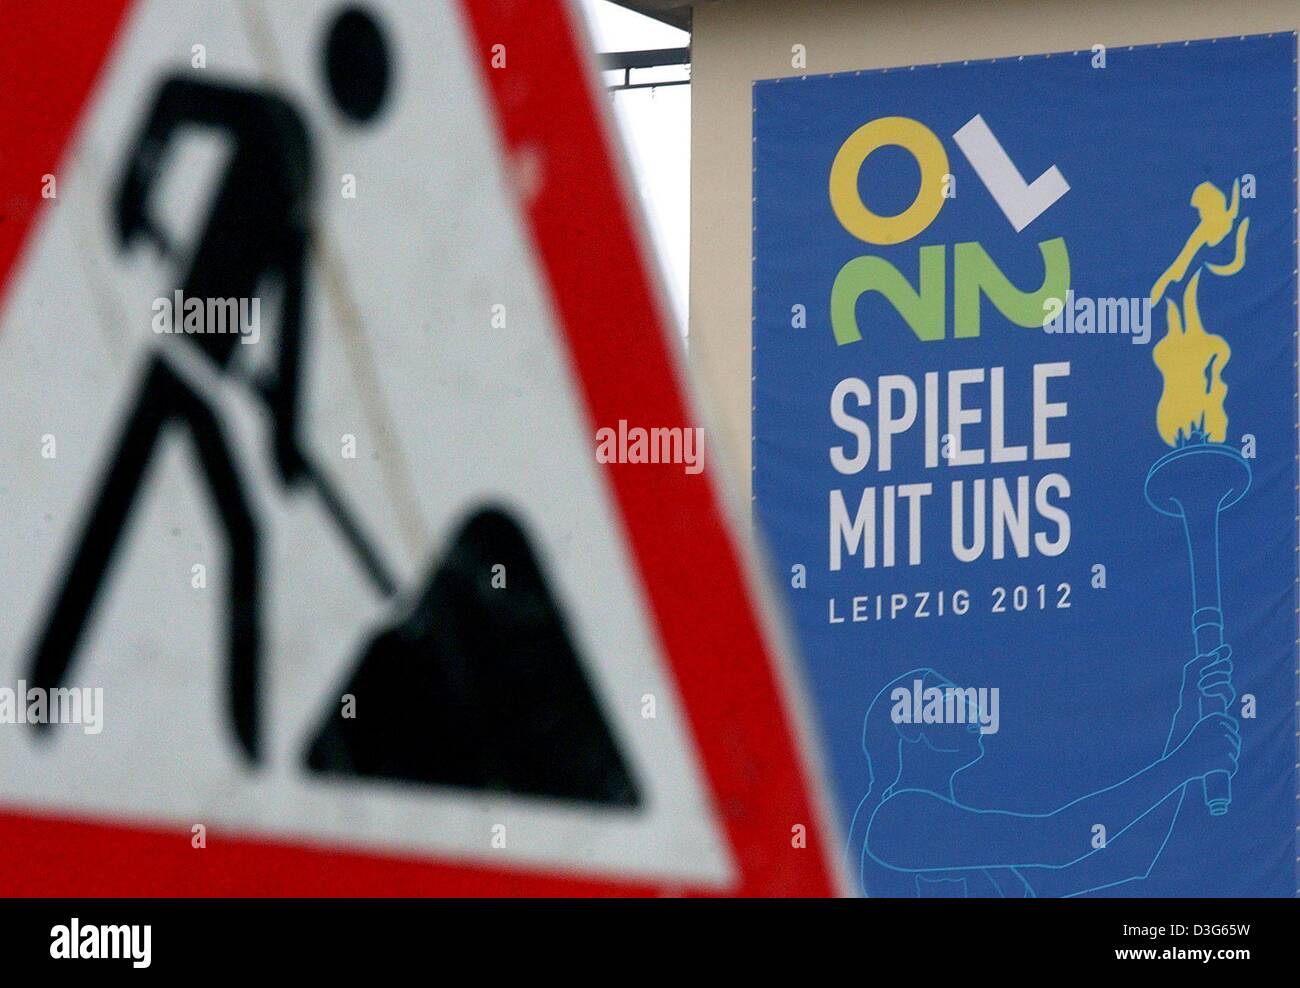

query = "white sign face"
0;0;732;888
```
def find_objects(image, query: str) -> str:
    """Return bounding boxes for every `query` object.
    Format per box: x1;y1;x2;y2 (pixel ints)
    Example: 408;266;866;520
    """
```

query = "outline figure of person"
846;662;1238;897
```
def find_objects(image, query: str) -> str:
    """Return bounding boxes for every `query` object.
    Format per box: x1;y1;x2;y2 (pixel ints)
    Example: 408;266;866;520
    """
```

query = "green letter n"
829;245;945;346
953;237;1070;338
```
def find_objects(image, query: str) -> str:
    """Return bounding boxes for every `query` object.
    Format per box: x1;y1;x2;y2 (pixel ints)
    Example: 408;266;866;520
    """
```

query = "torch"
1144;180;1251;816
1144;441;1250;814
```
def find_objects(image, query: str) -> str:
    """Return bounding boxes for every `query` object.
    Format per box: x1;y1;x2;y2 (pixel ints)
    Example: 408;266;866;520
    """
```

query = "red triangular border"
0;0;840;897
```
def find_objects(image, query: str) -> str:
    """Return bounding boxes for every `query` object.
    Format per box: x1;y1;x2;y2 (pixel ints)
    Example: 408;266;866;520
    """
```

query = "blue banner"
753;34;1298;897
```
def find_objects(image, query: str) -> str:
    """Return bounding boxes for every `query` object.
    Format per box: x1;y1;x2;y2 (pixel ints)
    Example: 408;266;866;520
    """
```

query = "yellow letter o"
829;116;948;245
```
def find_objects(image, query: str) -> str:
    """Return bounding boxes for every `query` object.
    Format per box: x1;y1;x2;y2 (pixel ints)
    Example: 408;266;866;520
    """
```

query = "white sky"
579;0;690;334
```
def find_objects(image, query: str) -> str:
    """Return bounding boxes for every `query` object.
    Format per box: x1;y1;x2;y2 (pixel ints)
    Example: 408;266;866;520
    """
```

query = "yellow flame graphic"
1151;180;1248;446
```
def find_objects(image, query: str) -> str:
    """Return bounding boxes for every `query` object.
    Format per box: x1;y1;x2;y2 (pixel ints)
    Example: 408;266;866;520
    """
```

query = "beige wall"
688;0;1300;491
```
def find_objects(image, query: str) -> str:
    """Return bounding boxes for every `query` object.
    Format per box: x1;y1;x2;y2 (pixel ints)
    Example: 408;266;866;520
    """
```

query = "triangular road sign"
0;0;843;896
